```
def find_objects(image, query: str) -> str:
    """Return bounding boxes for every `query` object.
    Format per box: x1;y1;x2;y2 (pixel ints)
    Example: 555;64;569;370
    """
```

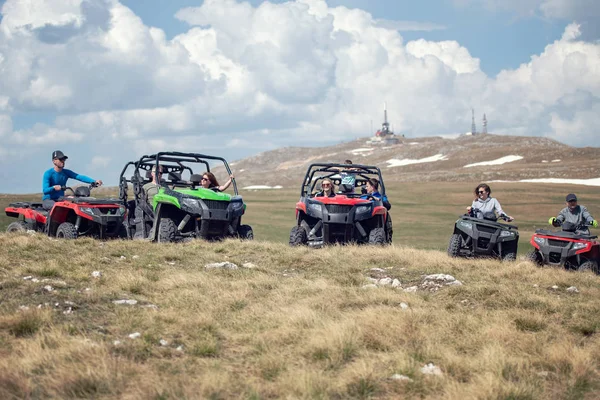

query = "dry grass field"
1;181;599;398
1;235;599;399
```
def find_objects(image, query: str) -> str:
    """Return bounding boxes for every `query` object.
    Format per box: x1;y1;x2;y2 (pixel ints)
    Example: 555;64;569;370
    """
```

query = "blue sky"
0;0;599;193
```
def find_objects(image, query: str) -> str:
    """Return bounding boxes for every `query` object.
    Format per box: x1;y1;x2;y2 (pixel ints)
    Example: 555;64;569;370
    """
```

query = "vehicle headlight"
500;230;515;237
80;207;96;216
533;237;546;246
458;220;473;231
182;198;201;212
230;201;244;211
356;205;372;214
308;202;322;215
572;242;587;251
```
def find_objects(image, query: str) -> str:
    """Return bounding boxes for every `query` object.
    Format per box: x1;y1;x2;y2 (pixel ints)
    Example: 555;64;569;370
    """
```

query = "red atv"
527;221;599;274
5;184;126;239
290;163;392;247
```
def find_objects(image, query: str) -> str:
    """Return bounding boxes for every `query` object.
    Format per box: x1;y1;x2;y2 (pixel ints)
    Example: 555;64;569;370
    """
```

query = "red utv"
5;184;126;239
527;221;599;274
289;163;392;247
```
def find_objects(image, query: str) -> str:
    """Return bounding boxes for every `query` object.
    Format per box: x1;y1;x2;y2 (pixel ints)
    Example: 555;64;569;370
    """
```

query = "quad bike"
447;208;519;261
119;152;252;242
5;183;126;239
527;221;599;273
289;163;392;247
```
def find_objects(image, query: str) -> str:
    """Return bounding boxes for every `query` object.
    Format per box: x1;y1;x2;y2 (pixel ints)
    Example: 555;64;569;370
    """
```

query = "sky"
0;0;599;193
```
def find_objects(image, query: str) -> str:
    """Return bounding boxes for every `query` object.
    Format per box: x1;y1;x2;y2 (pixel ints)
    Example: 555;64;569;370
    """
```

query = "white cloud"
375;19;446;32
0;0;598;193
90;156;111;168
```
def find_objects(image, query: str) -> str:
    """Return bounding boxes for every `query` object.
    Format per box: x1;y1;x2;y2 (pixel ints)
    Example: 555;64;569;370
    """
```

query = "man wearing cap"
549;193;598;233
42;150;103;202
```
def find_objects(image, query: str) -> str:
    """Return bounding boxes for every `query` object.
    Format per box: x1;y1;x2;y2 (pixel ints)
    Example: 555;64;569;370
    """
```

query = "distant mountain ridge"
220;134;600;188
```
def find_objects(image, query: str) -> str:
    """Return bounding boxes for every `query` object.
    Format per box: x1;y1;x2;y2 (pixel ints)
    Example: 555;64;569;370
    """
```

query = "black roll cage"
301;163;386;197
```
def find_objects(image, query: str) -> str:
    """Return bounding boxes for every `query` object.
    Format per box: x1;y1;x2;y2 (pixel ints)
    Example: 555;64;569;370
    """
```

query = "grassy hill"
1;235;599;399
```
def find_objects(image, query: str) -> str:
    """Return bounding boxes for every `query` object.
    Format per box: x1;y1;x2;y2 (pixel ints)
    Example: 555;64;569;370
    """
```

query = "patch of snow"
349;148;374;154
387;154;448;168
566;286;579;293
128;332;141;339
400;302;409;309
159;339;169;346
439;133;463;139
551;159;561;162
239;169;245;172
463;155;523;168
242;185;283;190
91;271;102;278
408;142;419;145
43;285;53;292
541;160;549;163
519;177;600;187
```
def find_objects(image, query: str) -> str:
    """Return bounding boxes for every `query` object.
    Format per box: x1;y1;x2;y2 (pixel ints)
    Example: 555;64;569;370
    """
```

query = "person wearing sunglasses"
549;193;597;233
42;150;103;203
466;183;513;222
315;178;336;197
200;171;234;192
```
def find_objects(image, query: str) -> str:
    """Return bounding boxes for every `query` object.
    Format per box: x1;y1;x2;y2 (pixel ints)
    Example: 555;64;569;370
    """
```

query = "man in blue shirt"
42;150;103;201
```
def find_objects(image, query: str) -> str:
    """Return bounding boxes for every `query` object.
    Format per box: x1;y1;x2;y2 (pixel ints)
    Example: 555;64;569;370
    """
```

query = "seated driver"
42;150;102;208
466;183;513;221
360;178;391;210
549;193;597;234
142;164;163;208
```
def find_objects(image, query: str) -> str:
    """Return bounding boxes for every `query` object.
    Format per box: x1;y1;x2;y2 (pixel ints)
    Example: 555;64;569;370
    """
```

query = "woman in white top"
466;183;514;222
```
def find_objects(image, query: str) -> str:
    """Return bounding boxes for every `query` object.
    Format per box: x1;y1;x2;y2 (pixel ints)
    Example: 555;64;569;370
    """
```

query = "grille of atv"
203;200;230;210
476;225;498;234
549;252;562;263
477;237;490;249
548;239;569;248
325;205;352;214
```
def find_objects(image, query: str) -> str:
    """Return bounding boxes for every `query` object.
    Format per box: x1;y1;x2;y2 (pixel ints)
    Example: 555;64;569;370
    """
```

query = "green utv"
119;152;253;242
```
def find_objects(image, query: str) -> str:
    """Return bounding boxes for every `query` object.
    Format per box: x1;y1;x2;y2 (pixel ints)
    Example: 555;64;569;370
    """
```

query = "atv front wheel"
157;217;177;243
368;227;385;245
238;224;254;240
447;234;462;257
56;222;77;239
525;250;543;266
7;221;28;233
501;243;518;262
289;226;307;246
578;260;599;274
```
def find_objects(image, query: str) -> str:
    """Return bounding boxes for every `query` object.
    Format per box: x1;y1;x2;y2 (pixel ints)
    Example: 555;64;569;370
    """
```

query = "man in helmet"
42;150;103;205
549;193;597;234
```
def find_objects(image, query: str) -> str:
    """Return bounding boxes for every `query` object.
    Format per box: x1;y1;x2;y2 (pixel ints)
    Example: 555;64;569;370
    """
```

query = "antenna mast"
482;113;488;134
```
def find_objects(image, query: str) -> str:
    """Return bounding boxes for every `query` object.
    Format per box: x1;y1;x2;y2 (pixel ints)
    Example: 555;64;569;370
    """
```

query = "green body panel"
152;187;232;210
